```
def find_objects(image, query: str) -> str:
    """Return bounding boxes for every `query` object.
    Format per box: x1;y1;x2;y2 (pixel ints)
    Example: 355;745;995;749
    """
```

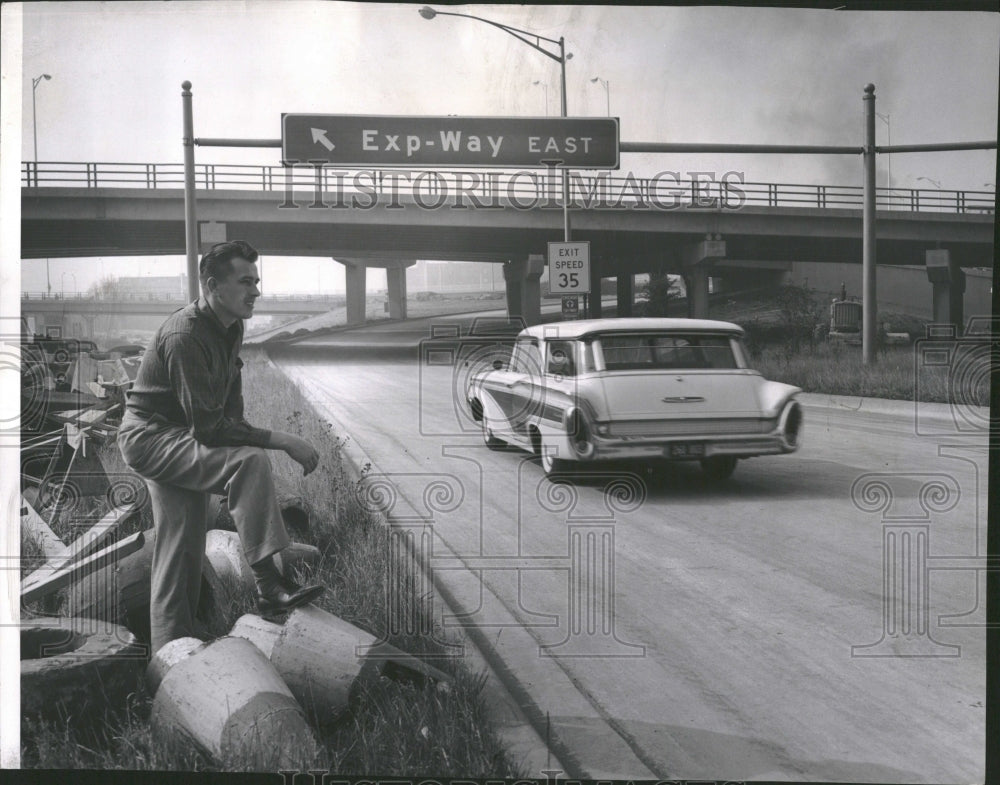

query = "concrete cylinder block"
204;529;254;590
148;635;319;770
230;606;452;726
230;606;375;723
205;530;321;592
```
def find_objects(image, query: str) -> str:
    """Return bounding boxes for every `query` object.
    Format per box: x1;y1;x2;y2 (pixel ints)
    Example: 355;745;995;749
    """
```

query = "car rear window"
596;333;738;370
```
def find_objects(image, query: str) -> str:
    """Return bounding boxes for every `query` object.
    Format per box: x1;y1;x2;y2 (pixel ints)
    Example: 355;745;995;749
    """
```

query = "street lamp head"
419;6;436;20
42;74;51;80
590;77;599;83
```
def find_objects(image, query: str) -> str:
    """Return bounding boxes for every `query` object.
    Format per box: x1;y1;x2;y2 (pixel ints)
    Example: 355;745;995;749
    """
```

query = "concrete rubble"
19;332;453;769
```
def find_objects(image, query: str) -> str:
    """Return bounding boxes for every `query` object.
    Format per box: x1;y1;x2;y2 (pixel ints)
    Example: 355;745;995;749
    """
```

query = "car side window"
546;341;576;376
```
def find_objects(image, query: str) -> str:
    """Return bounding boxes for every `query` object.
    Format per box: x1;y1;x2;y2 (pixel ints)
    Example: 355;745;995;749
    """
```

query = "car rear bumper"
589;432;796;461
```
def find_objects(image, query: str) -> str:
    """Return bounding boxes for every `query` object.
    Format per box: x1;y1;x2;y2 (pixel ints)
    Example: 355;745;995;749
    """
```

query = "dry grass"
750;341;990;405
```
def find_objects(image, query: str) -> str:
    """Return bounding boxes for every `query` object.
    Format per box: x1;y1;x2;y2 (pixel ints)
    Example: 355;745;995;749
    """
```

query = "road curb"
798;391;989;427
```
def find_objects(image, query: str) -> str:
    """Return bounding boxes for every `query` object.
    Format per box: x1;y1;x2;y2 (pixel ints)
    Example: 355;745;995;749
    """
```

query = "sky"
5;1;1000;294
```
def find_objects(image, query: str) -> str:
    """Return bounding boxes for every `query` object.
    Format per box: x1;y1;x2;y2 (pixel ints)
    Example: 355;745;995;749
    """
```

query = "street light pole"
590;76;610;116
419;6;572;244
31;73;52;164
862;84;877;366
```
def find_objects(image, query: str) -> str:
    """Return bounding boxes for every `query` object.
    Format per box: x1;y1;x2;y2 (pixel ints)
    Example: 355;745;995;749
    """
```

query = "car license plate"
667;443;705;458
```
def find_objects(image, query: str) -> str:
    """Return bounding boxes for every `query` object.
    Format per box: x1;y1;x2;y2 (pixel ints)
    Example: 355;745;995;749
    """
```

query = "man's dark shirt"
125;298;271;448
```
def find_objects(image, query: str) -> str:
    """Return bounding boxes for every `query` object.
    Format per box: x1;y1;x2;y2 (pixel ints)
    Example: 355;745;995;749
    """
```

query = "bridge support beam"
503;255;545;326
616;274;634;318
683;239;727;318
588;260;603;319
926;249;965;335
342;260;366;326
385;261;415;320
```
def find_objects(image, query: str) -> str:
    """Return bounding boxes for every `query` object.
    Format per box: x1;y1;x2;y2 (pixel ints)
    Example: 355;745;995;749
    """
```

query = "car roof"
519;317;745;340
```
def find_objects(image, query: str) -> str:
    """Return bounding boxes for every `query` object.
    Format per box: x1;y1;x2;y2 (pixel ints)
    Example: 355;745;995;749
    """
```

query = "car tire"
482;414;504;450
21;617;146;724
700;455;738;481
539;442;574;478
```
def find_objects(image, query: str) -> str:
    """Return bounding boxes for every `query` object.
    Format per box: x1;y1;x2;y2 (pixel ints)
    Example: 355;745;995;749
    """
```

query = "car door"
494;337;544;442
540;339;578;429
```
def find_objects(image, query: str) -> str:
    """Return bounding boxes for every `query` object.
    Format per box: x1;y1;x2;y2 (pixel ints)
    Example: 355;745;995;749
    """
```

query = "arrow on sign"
310;128;336;151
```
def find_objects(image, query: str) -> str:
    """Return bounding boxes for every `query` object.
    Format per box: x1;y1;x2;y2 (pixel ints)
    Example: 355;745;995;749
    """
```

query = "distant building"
407;261;503;293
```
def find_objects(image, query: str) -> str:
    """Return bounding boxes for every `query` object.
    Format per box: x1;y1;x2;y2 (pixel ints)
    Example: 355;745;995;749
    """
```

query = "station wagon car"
466;318;803;479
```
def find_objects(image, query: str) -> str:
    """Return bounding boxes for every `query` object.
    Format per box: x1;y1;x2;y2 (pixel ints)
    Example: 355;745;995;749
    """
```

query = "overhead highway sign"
282;115;619;168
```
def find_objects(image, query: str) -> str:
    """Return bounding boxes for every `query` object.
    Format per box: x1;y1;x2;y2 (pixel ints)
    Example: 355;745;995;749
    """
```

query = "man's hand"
271;431;320;475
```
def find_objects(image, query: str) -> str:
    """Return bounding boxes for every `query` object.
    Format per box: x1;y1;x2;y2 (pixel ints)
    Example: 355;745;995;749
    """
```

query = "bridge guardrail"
21;291;345;303
21;161;995;214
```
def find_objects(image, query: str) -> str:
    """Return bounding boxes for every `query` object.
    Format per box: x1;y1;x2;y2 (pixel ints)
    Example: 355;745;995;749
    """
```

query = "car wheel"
482;415;504;450
700;455;738;481
539;443;573;478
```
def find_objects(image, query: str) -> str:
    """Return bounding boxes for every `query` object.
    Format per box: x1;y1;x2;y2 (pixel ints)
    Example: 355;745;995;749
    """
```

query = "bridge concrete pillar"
588;259;603;319
616;273;634;318
503;259;524;321
385;261;415;320
683;239;726;319
926;249;965;335
521;254;545;327
342;260;367;326
503;255;545;326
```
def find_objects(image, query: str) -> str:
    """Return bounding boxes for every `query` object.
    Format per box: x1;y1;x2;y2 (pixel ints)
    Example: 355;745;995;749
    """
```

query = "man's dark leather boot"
252;555;325;617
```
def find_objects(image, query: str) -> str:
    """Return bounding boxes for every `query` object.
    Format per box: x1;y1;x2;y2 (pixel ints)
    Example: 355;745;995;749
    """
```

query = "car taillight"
565;406;596;459
779;400;803;448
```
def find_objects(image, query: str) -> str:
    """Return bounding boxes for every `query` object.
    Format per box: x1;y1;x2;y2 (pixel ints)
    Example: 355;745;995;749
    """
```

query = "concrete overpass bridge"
21;161;994;326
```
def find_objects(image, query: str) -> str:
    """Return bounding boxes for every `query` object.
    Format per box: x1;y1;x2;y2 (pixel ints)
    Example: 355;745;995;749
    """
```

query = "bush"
637;273;681;317
775;284;823;352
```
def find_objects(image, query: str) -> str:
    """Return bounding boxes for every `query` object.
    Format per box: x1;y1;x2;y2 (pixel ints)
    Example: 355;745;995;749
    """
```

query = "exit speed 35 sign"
548;241;591;294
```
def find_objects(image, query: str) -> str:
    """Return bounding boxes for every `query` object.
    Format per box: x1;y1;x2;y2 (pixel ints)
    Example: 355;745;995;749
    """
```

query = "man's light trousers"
118;411;289;654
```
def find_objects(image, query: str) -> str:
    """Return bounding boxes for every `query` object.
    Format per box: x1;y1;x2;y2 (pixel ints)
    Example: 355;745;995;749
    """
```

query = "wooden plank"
20;498;70;561
50;405;114;427
60;501;139;566
21;530;145;605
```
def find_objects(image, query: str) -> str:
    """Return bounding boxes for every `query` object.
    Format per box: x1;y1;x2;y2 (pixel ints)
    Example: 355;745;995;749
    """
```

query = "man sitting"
118;240;324;654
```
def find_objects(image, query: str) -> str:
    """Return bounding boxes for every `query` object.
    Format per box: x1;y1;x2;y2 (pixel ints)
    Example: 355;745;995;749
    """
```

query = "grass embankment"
748;340;989;405
21;348;525;776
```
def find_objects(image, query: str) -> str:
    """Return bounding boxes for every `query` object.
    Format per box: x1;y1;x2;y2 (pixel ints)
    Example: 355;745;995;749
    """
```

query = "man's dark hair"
199;241;259;288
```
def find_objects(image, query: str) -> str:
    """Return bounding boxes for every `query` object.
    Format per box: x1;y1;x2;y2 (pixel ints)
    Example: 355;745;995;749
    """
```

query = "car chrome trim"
608;418;774;438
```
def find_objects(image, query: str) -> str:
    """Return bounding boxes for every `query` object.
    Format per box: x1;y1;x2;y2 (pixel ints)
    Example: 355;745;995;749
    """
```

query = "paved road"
270;313;986;783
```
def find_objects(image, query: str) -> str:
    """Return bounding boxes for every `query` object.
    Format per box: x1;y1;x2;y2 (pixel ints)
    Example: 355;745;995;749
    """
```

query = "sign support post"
182;81;199;303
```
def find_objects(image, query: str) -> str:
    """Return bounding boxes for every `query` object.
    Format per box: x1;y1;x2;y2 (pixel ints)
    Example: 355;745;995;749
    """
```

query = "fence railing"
21;291;344;302
21;161;996;214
